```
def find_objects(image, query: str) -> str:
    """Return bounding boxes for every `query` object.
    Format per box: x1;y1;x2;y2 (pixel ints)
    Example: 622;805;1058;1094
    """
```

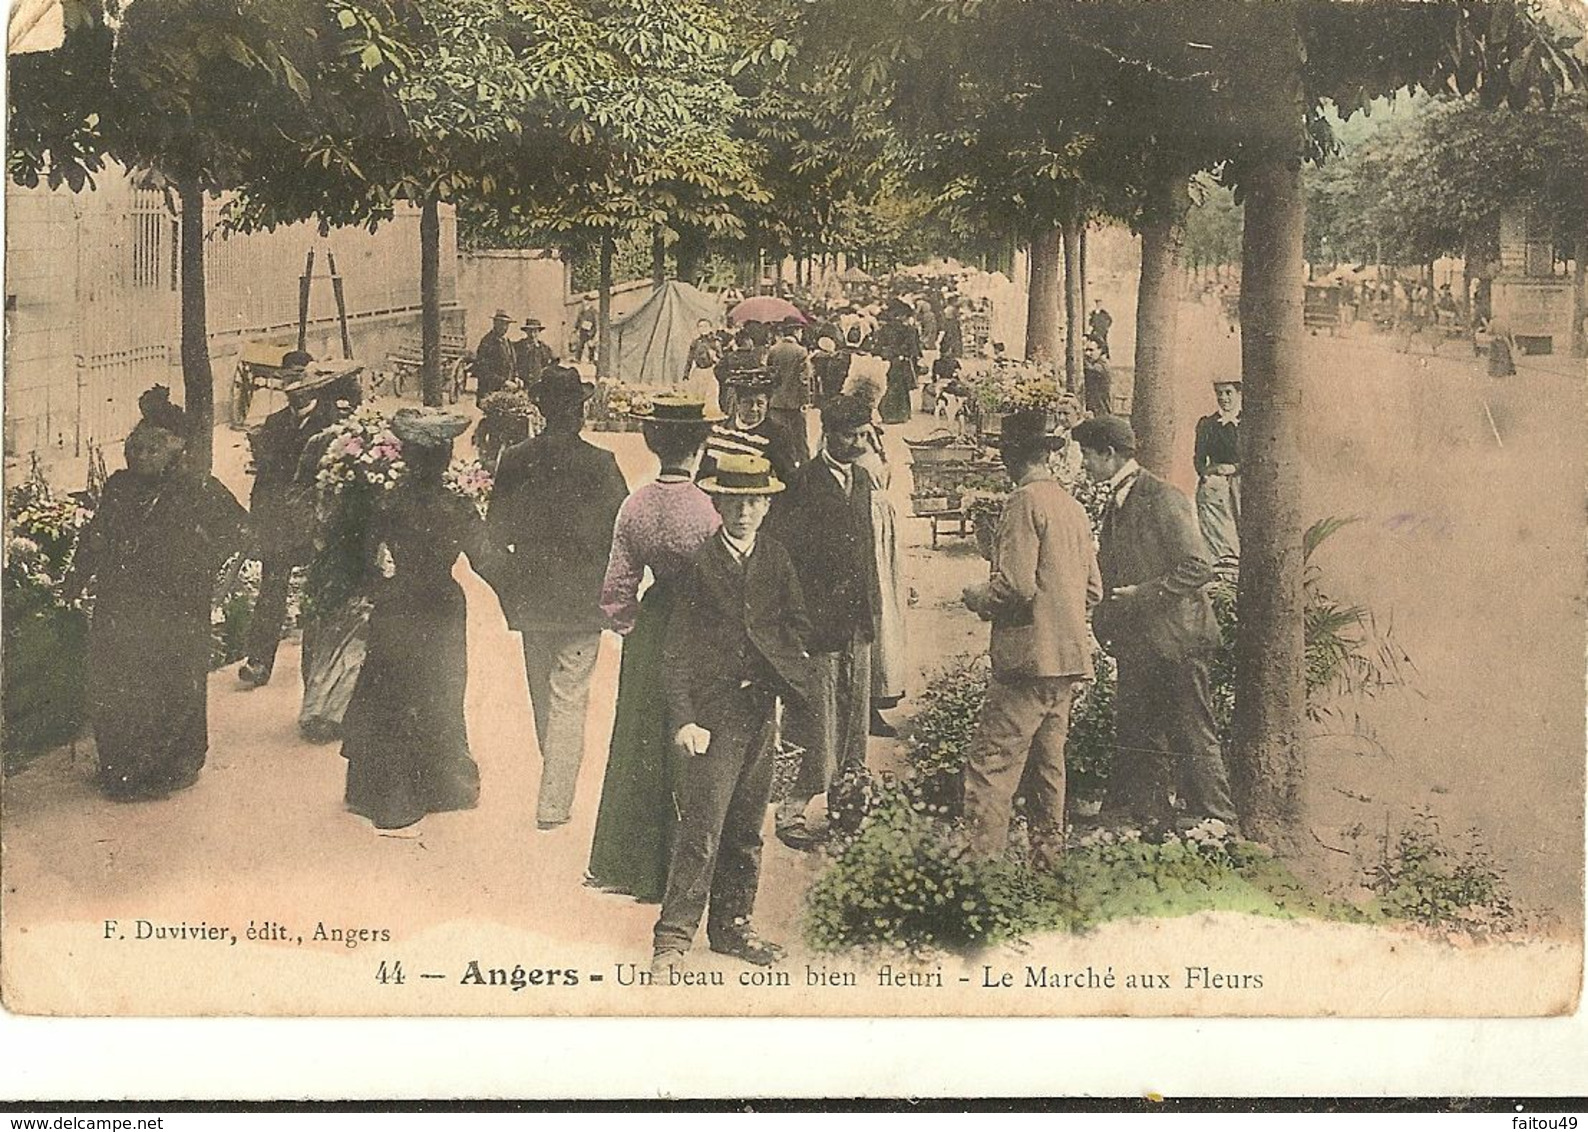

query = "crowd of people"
62;270;1246;976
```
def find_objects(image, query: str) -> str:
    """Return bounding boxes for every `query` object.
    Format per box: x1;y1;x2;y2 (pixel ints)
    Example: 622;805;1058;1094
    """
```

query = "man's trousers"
520;629;603;826
784;632;871;801
653;688;777;954
963;674;1079;860
1106;650;1236;826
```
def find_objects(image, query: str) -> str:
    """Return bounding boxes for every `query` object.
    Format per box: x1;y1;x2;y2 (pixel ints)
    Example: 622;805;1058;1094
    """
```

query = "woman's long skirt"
1196;473;1242;566
870;495;907;704
878;357;916;424
342;578;479;829
299;597;372;736
586;582;678;903
89;594;210;801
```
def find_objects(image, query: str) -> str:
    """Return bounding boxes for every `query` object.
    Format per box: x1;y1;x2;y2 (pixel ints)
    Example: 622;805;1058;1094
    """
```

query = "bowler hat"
1071;414;1137;454
631;392;727;423
526;365;594;409
820;392;873;433
699;453;785;496
997;409;1064;453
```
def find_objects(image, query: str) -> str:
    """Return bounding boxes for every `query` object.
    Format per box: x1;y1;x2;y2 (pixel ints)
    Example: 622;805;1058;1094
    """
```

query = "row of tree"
9;0;1584;849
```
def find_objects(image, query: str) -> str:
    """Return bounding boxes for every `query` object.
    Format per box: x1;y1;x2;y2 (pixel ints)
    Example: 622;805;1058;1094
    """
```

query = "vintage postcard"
1;0;1584;1036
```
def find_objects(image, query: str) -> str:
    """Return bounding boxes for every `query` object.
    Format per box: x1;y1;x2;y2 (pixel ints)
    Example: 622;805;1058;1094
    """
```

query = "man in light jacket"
962;410;1101;865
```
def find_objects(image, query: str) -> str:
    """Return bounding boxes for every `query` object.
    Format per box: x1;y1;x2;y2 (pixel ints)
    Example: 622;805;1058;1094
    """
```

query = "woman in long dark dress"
586;396;722;902
874;301;922;425
66;388;247;801
340;408;484;832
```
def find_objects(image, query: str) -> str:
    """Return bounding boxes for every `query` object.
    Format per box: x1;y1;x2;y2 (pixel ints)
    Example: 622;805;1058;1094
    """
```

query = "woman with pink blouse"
586;396;723;902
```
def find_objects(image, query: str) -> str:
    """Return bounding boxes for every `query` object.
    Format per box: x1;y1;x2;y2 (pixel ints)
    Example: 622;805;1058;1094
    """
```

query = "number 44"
376;960;405;985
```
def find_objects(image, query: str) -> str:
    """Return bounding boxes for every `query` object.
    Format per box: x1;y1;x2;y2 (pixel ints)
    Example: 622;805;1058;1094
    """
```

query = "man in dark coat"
761;392;877;848
1072;415;1237;837
653;453;816;974
482;365;629;829
512;317;556;387
810;335;851;407
473;310;516;406
238;356;347;689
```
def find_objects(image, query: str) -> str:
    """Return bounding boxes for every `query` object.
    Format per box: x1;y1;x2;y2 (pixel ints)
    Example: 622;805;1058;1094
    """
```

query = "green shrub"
1368;810;1516;935
806;789;1066;952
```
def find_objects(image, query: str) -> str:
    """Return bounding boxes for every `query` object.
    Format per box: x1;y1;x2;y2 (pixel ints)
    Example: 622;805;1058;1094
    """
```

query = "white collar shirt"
1107;458;1142;510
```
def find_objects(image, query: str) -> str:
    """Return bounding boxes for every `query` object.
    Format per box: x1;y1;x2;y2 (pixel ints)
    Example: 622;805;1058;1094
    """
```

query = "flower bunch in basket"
969;362;1059;415
601;382;654;421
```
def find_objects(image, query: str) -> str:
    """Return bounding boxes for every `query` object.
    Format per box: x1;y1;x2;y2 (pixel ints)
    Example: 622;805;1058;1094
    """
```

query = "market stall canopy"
729;296;808;326
838;266;875;284
610;281;721;387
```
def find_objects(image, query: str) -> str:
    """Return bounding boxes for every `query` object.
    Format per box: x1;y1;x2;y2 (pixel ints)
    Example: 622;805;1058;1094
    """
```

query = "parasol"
729;296;809;325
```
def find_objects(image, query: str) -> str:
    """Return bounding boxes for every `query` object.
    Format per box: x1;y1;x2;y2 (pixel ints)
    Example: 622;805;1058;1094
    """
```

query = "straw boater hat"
698;453;785;496
389;407;470;448
1212;377;1242;388
630;392;726;423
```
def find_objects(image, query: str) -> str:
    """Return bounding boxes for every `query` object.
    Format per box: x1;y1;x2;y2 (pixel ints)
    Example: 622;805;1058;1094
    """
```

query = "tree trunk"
597;232;615;380
419;193;443;407
1574;235;1587;359
1232;125;1308;851
1133;168;1192;475
651;225;667;290
676;225;706;286
177;180;214;473
1079;224;1090;340
1061;215;1084;391
1025;226;1063;367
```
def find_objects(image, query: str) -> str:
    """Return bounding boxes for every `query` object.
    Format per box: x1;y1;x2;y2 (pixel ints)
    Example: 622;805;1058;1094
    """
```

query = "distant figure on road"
1194;379;1242;566
1088;299;1114;358
1082;335;1113;418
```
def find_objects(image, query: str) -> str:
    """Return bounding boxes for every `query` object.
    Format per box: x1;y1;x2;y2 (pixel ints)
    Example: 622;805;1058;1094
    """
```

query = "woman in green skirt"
587;396;723;902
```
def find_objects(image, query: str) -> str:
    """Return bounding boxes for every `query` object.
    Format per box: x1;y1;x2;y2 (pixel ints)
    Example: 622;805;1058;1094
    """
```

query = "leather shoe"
710;933;784;967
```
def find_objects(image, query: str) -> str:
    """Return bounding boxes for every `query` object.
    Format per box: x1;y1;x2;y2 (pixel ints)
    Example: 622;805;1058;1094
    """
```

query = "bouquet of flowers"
969;361;1060;415
314;408;407;500
4;481;93;608
443;459;494;519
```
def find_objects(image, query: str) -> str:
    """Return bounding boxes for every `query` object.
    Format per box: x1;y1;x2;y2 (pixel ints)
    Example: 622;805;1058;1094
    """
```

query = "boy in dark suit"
652;455;816;974
1072;415;1238;837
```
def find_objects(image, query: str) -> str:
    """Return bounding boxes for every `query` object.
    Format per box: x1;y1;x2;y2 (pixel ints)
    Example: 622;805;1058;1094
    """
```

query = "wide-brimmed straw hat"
699;453;785;496
390;407;470;448
721;362;774;391
631;392;726;423
284;363;349;395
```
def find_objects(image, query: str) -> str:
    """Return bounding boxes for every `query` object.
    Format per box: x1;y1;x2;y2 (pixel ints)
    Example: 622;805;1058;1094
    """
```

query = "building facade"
5;167;459;479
